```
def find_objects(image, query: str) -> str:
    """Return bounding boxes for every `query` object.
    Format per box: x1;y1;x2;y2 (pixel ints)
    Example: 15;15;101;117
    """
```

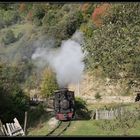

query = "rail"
46;121;71;136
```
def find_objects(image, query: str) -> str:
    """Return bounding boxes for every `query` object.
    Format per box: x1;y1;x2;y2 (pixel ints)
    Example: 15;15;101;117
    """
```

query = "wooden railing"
91;108;124;120
0;118;25;136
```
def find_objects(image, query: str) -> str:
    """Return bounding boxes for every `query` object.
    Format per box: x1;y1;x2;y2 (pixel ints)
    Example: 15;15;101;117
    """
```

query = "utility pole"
77;81;80;97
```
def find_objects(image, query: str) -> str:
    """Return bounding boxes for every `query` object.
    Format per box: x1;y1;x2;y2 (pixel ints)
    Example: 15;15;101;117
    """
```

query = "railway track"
46;121;71;136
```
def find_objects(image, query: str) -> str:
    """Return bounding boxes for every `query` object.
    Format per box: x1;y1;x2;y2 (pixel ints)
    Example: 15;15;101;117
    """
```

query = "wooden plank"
0;127;5;136
13;118;20;128
0;120;5;136
0;120;4;135
9;124;13;132
6;123;12;136
94;109;118;120
103;109;106;119
3;125;9;136
13;118;25;136
13;118;22;130
12;131;24;136
93;108;128;120
13;123;20;130
115;109;118;117
105;110;108;119
11;125;18;134
12;128;22;135
11;123;15;131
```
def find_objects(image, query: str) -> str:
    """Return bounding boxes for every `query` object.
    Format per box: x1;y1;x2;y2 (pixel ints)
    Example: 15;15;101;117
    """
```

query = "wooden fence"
91;108;124;120
0;118;25;136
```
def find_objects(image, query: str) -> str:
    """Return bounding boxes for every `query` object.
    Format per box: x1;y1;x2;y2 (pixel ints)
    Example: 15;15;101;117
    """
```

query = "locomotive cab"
53;88;75;121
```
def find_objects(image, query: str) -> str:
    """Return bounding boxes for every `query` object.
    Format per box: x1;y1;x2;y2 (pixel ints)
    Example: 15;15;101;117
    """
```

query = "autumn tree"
26;11;33;22
19;3;26;13
92;3;111;27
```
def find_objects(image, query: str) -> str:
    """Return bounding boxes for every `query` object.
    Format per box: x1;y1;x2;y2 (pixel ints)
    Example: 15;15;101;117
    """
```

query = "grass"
27;102;140;136
27;106;54;136
63;120;117;136
63;120;108;136
87;102;121;111
87;102;139;111
63;119;140;136
27;121;49;136
27;111;54;136
63;102;140;136
27;118;140;136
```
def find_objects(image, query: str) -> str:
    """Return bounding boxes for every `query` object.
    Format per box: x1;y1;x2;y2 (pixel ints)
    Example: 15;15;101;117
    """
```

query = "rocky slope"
69;72;135;104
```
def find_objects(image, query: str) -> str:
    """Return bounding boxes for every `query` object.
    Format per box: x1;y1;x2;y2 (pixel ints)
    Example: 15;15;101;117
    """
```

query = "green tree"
32;4;45;26
42;4;83;47
40;68;58;98
0;63;29;123
84;3;140;86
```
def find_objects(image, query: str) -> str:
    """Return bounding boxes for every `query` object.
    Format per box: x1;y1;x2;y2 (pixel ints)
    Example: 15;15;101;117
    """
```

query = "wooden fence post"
24;111;28;135
96;109;98;120
103;108;105;119
110;108;113;119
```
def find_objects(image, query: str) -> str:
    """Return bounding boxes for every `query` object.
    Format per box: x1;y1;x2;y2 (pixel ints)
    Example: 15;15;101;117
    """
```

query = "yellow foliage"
40;68;58;98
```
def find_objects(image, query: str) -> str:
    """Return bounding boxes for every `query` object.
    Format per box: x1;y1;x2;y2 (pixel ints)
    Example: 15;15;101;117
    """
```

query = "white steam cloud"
32;31;85;88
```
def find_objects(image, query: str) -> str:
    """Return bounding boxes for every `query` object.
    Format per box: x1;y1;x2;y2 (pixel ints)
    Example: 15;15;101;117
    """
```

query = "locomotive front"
53;88;75;121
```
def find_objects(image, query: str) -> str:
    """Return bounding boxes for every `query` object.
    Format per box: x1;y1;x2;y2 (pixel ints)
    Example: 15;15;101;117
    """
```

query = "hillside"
69;72;135;104
0;2;140;136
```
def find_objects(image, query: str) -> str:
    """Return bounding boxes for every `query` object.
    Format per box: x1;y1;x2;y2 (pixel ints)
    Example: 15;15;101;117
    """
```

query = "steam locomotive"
53;88;75;121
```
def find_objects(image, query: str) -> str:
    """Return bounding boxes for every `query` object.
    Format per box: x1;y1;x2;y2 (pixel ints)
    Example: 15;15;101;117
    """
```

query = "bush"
2;29;16;45
42;10;57;27
4;11;20;26
17;32;24;40
27;104;44;128
99;107;139;135
33;17;42;26
0;9;20;27
32;4;45;26
75;97;90;119
95;92;102;100
65;10;83;37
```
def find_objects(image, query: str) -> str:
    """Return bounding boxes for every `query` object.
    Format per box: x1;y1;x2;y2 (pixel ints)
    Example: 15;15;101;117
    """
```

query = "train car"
53;88;75;121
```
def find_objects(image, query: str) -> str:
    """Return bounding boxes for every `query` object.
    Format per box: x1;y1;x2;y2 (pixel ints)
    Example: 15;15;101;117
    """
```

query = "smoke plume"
32;31;85;88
